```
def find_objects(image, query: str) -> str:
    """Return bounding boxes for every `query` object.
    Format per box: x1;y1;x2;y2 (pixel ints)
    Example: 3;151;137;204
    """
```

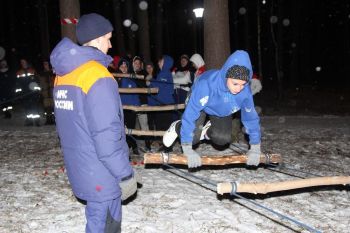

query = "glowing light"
123;19;132;27
193;8;204;18
270;16;278;24
139;1;148;10
315;66;322;72
282;18;290;26
130;24;139;31
238;7;246;15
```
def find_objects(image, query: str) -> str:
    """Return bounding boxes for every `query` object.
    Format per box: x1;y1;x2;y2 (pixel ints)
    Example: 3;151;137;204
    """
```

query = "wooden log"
123;104;185;112
143;153;281;165
112;73;145;79
125;128;165;136
217;176;350;195
119;87;158;94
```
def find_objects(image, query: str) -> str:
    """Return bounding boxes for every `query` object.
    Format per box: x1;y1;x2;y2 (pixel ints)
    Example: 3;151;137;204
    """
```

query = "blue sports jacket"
50;38;132;202
148;55;175;106
180;50;261;145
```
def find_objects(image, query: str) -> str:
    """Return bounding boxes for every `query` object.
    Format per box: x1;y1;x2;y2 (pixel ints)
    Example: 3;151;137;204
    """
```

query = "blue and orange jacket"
50;38;132;202
181;50;261;145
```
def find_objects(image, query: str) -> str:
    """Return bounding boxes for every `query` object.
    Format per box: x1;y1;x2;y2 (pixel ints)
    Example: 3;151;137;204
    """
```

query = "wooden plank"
144;153;281;165
123;104;185;112
217;176;350;195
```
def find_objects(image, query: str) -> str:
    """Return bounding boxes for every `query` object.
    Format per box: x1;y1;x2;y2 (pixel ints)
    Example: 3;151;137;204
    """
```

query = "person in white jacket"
172;54;194;104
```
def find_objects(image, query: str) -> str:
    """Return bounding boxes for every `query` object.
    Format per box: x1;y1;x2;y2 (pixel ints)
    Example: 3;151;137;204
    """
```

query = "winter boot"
162;120;181;147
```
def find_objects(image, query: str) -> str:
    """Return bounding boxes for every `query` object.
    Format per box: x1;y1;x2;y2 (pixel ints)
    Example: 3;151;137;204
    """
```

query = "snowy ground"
0;113;349;233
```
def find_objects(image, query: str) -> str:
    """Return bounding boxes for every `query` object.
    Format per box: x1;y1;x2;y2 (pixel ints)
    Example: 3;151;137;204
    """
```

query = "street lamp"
193;8;204;18
193;8;204;54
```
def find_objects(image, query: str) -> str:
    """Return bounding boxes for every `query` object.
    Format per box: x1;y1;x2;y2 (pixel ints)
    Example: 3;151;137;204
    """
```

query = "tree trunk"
112;0;126;56
289;0;300;88
136;0;151;62
124;0;136;56
243;0;251;52
6;0;18;69
38;0;50;60
256;0;263;79
203;0;230;69
59;0;80;42
154;0;164;60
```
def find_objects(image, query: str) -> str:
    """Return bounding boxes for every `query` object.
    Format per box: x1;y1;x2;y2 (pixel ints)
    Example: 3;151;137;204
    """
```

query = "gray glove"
181;143;202;168
246;144;261;166
119;171;141;201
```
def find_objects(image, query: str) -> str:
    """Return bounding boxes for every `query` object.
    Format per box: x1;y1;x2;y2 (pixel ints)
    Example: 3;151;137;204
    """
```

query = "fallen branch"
123;104;185;112
125;128;165;136
217;176;350;195
144;153;281;165
119;87;158;94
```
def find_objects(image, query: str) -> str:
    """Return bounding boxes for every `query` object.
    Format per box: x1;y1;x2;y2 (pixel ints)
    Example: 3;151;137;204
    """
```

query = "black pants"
124;110;138;150
179;111;233;147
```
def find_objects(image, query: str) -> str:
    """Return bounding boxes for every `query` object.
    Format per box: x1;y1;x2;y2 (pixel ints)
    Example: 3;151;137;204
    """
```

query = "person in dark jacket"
15;58;42;126
50;13;139;233
117;58;140;155
163;50;262;169
0;59;15;118
148;55;175;131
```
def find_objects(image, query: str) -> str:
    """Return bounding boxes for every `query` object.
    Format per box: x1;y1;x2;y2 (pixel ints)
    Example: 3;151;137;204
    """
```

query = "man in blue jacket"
163;50;262;168
50;13;139;233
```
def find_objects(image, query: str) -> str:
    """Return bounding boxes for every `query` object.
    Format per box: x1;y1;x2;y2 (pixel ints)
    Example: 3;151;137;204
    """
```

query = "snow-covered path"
1;116;349;233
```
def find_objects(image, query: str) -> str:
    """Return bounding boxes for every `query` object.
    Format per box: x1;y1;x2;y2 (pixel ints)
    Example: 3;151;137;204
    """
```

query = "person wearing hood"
148;55;175;131
190;53;206;82
50;13;139;233
163;50;262;169
172;54;195;104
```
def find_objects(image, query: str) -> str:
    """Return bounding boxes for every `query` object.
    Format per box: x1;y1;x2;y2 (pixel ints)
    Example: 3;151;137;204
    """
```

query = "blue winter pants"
85;198;122;233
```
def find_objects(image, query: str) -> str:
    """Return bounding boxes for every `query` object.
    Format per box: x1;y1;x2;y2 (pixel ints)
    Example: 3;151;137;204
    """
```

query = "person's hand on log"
119;170;142;201
246;144;261;166
181;143;202;168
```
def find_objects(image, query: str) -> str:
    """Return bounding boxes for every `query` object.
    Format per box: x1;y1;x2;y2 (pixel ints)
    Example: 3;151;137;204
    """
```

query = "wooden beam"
125;128;165;136
123;104;185;112
144;153;281;165
112;72;145;79
217;176;350;195
119;87;158;94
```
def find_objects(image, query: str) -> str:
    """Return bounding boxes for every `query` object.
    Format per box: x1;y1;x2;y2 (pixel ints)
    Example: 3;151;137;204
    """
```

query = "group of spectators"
0;57;55;125
108;52;206;152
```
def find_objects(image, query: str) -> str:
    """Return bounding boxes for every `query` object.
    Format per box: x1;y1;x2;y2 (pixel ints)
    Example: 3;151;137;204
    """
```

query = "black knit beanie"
76;13;114;45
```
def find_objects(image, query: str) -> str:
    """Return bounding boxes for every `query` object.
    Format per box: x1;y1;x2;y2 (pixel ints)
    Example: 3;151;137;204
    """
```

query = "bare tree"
203;0;230;69
59;0;80;42
112;0;126;56
136;0;151;62
124;0;136;56
37;0;50;60
154;0;164;60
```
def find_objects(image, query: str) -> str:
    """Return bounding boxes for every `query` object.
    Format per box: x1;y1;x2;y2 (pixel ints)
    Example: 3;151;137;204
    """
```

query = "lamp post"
193;7;204;54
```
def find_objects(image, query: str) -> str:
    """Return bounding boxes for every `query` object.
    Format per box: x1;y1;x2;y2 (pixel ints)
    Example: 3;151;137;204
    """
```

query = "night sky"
0;0;349;90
